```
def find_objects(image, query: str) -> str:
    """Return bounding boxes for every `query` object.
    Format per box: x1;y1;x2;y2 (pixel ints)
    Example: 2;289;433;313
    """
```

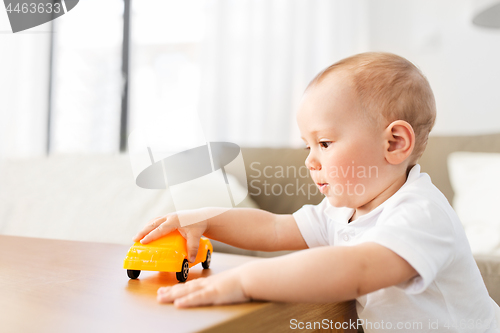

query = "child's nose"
305;154;322;171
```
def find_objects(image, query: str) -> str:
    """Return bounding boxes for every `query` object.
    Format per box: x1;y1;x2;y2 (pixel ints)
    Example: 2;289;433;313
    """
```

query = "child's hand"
133;213;208;263
156;268;250;308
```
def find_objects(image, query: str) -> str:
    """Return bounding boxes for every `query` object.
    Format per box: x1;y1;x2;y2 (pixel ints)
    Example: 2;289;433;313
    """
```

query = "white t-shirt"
293;164;500;333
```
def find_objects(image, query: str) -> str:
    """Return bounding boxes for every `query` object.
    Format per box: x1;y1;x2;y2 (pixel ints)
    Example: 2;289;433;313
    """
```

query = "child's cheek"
325;159;377;199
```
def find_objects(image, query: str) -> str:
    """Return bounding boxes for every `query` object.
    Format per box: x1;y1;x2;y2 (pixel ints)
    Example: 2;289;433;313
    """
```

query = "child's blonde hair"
308;52;436;163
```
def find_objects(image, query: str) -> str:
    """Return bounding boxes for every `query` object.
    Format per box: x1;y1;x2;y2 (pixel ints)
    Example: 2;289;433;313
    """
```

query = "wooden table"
0;235;357;333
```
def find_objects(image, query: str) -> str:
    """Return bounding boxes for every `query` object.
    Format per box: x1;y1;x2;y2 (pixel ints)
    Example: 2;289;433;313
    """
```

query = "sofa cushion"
474;255;500;306
239;148;323;214
448;152;500;255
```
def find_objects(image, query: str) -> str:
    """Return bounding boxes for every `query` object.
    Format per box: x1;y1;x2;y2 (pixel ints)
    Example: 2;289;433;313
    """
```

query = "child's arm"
157;242;418;307
133;208;308;262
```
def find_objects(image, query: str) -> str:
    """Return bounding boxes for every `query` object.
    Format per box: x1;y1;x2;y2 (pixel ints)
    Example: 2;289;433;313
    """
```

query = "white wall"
366;0;500;136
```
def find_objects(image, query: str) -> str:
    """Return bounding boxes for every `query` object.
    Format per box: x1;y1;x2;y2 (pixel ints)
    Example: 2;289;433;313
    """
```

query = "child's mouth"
317;183;329;193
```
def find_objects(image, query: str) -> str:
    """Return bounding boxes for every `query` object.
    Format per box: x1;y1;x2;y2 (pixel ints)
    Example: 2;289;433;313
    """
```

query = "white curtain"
0;28;51;158
198;0;369;148
1;0;370;160
0;0;123;159
50;0;123;154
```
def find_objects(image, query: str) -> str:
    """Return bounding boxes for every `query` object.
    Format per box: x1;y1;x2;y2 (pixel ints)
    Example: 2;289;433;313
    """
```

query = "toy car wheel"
202;250;211;269
127;269;141;279
176;259;189;282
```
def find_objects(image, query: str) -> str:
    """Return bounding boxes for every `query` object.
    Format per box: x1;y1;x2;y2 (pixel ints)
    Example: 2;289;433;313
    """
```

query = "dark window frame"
120;0;131;152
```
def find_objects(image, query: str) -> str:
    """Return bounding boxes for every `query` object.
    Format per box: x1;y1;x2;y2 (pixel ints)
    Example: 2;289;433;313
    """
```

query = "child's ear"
383;120;415;165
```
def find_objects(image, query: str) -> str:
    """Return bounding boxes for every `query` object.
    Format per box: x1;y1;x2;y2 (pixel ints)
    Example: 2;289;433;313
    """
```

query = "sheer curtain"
0;15;51;158
50;0;123;154
1;0;370;159
198;0;369;148
129;0;369;149
129;0;206;145
0;0;123;158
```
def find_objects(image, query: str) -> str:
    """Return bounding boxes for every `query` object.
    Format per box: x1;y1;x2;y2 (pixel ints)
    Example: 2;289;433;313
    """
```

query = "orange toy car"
123;230;213;282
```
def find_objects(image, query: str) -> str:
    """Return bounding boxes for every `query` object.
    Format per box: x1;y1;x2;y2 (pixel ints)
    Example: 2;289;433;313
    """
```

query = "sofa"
1;133;499;305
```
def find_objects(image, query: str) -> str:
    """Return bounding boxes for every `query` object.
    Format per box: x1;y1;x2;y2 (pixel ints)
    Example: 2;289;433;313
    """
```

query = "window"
129;0;207;146
50;0;123;154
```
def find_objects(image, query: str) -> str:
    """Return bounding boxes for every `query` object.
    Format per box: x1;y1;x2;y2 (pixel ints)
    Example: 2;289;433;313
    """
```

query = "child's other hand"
157;268;249;308
133;213;208;263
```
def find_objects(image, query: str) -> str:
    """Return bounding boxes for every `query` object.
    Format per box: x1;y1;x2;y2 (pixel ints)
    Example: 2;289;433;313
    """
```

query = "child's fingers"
140;220;177;244
158;270;249;308
173;287;218;308
132;216;166;242
157;279;206;303
186;234;201;263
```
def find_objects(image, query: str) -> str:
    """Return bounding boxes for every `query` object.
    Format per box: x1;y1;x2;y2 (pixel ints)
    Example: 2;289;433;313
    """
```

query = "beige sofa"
0;133;499;304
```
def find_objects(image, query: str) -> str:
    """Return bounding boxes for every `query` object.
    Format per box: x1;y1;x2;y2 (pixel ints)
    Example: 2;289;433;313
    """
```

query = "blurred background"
2;0;500;307
1;0;500;158
1;0;500;256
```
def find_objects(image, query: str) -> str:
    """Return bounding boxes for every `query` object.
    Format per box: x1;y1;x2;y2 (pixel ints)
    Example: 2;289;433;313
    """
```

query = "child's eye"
320;141;332;148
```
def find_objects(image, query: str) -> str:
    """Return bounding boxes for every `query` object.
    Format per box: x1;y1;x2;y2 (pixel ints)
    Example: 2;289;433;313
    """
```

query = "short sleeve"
292;198;330;248
359;195;456;294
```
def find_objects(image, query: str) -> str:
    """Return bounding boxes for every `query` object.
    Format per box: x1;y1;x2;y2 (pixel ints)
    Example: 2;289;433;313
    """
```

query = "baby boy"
134;52;499;332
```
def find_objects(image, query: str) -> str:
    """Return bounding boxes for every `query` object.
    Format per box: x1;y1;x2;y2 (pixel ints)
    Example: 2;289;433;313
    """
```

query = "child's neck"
349;171;409;223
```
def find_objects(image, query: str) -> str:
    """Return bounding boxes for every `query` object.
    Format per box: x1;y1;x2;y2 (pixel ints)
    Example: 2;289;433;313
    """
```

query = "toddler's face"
297;72;391;209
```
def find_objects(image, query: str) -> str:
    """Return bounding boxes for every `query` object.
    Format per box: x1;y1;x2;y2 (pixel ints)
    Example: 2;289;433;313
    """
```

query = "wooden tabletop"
0;235;356;333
